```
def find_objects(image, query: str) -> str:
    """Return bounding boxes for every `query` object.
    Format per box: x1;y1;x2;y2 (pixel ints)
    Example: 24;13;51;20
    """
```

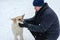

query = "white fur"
12;24;23;40
12;16;24;40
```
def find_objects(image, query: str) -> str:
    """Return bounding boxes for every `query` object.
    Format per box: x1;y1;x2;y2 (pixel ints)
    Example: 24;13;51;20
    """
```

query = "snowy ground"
0;0;60;40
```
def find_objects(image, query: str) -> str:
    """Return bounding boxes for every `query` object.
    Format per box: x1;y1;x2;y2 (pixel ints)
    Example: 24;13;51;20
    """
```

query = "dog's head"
11;15;25;25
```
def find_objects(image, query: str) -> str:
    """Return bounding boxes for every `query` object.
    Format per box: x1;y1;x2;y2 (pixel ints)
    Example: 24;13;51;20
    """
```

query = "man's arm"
27;14;55;33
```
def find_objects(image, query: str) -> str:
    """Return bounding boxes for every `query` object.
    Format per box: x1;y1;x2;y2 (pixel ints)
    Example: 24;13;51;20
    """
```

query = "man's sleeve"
27;14;55;33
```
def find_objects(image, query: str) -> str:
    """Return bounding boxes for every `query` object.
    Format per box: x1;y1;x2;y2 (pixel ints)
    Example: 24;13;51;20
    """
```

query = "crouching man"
19;0;59;40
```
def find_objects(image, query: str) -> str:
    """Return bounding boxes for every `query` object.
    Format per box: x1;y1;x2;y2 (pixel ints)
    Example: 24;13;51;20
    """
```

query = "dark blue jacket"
25;3;59;40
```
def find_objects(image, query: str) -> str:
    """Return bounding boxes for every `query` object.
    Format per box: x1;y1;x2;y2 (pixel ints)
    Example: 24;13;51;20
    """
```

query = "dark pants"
30;31;48;40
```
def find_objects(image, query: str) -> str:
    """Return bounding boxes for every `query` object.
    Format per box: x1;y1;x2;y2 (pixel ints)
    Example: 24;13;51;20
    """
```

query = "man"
19;0;59;40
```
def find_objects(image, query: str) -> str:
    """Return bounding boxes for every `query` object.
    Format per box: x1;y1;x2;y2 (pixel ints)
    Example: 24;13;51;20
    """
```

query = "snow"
0;0;60;40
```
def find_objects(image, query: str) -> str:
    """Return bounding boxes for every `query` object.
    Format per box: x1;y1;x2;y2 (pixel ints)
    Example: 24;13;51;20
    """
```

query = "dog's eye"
18;19;21;21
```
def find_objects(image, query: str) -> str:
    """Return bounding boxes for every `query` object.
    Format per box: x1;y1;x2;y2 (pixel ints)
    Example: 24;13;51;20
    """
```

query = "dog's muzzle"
18;23;21;26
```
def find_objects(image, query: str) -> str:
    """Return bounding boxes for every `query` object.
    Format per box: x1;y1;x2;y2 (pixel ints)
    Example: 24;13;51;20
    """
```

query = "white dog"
11;15;24;40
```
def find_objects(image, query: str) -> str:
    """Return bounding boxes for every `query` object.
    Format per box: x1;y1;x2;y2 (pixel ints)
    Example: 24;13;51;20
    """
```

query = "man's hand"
19;22;28;27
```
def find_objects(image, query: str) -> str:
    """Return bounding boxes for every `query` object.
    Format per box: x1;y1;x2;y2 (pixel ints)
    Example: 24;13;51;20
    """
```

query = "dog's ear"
11;18;16;23
22;14;25;19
